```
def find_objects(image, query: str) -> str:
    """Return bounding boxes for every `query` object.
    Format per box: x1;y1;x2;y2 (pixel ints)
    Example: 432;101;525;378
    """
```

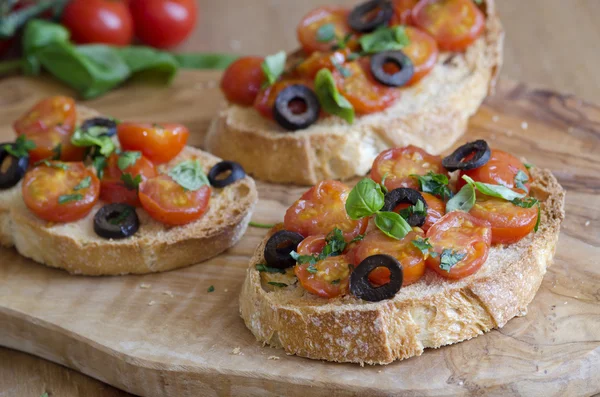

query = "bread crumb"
224;288;229;292
268;356;280;360
492;115;499;122
139;283;151;289
585;220;591;227
232;347;243;355
521;122;528;130
148;301;156;306
163;291;174;298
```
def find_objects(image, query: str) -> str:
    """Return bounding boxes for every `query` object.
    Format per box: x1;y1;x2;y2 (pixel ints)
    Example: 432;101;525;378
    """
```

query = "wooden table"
1;1;599;396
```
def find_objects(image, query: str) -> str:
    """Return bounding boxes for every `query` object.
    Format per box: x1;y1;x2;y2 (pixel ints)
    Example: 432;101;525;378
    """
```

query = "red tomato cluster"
61;0;198;48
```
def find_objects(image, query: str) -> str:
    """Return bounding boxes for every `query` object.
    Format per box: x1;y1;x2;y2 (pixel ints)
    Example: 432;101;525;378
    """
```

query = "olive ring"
370;50;415;88
0;142;29;190
208;161;246;188
350;254;403;302
348;0;394;33
264;230;305;269
381;188;428;227
442;139;491;171
273;85;320;131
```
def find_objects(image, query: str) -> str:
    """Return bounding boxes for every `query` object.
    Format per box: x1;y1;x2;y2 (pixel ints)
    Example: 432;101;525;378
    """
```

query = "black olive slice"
0;143;29;190
81;117;117;137
348;0;393;33
370;50;414;87
208;161;246;188
381;188;428;227
350;254;403;302
94;203;139;240
442;139;491;172
264;230;305;269
273;85;320;131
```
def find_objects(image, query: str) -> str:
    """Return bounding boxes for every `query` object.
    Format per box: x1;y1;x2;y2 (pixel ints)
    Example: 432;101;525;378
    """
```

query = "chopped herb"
249;221;276;229
93;156;107;179
349;234;365;244
346;52;360;61
331;279;340;285
168;160;209;191
359;26;410;54
71;126;115;157
34;159;69;170
51;143;62;160
439;249;466;272
109;207;132;225
331;56;352;77
411;237;438;257
256;263;286;274
411;171;453;200
290;227;349;266
3;135;36;158
268;282;288;288
261;50;287;86
380;173;389;194
514;170;529;192
399;200;427;221
121;173;142;190
207;285;215;293
58;194;83;204
336;32;354;49
316;23;336;42
307;265;318;274
118;151;142;171
512;197;539;208
73;176;91;191
524;163;534;170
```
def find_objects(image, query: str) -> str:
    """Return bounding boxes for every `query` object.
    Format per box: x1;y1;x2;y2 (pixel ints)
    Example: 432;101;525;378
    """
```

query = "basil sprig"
261;51;286;86
462;175;526;202
3;135;35;158
314;68;355;124
359;26;410;54
168;160;209;191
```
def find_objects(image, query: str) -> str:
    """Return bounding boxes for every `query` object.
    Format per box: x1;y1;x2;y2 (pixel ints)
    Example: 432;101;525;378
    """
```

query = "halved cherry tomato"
220;56;266;106
371;145;447;191
334;59;400;115
139;175;211;226
394;192;445;232
24;130;85;163
389;0;419;25
297;6;351;54
458;149;531;194
14;96;76;136
295;48;351;79
284;180;368;241
295;235;351;298
413;0;485;52
117;122;189;164
425;211;491;279
22;162;100;223
402;26;439;85
100;153;157;206
469;195;538;245
351;229;426;286
254;78;313;120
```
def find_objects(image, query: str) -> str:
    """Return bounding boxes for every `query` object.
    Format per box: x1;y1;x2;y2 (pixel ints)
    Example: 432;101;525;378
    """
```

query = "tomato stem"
249;221;276;229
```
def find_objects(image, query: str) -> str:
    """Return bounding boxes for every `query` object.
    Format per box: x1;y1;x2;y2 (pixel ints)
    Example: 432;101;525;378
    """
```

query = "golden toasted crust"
206;0;504;185
0;106;258;276
239;168;565;365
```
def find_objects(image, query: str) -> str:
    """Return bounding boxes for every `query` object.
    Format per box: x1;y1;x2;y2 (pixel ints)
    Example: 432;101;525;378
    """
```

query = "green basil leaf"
411;171;454;200
71;128;116;157
168;160;209;191
514;170;529;192
512;197;539;208
117;46;179;83
174;53;238;70
439;249;466;272
73;176;91;191
22;19;70;75
359;26;410;54
524;163;534;170
345;178;385;220
290;250;317;265
92;156;107;179
121;173;142;191
446;183;476;212
3;135;36;158
375;211;412;240
411;237;437;257
399;200;427;221
462;175;526;201
255;264;286;274
58;194;82;205
316;23;336;43
118;151;141;171
261;51;286;86
314;68;355;124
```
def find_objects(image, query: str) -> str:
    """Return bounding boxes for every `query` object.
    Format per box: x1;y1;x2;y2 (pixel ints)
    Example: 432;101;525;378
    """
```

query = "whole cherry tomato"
129;0;198;48
221;57;266;106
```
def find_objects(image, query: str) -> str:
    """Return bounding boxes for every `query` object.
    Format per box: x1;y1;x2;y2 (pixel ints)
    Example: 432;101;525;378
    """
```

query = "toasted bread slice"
206;0;504;185
239;168;565;365
0;106;258;275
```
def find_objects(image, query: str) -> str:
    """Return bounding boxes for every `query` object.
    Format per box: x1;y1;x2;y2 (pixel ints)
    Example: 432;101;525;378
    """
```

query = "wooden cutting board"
0;71;598;397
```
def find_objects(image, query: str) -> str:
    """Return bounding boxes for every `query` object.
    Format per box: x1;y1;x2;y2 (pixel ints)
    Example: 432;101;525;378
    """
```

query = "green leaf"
524;163;534;170
92;156;107;179
290;250;317;265
349;234;365;244
168;160;210;191
118;151;141;171
439;249;466;272
207;285;215;293
307;265;318;274
346;52;360;61
117;46;179;83
411;171;454;201
314;68;355;123
255;263;286;274
359;26;410;54
290;227;348;266
22;19;70;75
462;175;526;202
316;23;336;42
345;178;385;220
73;176;91;191
174;53;238;70
3;135;36;158
121;173;142;191
261;51;286;86
374;211;412;240
71;127;116;157
446;183;476;212
514;170;529;192
411;237;437;257
34;160;69;170
331;56;352;77
399;200;427;221
249;221;276;228
58;194;83;204
267;282;288;288
512;197;539;208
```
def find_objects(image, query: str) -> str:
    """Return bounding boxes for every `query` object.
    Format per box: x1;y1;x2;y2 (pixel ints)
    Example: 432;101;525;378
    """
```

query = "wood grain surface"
0;70;599;397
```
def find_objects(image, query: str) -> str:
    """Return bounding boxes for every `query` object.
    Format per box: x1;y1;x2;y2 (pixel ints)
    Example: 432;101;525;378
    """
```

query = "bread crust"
239;168;565;365
0;106;258;276
206;0;504;185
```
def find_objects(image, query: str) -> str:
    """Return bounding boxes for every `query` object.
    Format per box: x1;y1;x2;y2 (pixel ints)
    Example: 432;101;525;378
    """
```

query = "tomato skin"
100;153;157;206
22;162;100;223
297;6;351;54
469;195;538;245
220;57;265;106
139;175;211;226
394;192;445;232
458;149;531;194
351;229;426;286
295;235;351;298
129;0;197;48
62;0;133;46
425;211;491;279
117;122;189;164
389;0;419;25
413;0;485;52
14;96;76;136
402;27;439;85
254;79;314;120
371;146;447;191
284;180;368;241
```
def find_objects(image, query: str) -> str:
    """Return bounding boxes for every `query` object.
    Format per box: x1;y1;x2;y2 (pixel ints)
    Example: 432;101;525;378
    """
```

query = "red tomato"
139;175;210;226
351;229;426;286
117;122;189;164
25;130;86;163
458;149;531;194
254;79;313;120
61;0;133;46
295;48;352;79
297;6;351;54
413;0;485;52
389;0;419;25
22;162;100;223
334;60;400;115
14;96;76;136
394;192;445;232
469;195;538;245
295;235;351;298
129;0;198;48
220;57;265;106
284;180;368;241
371;146;447;191
425;211;491;279
100;153;157;206
402;27;439;85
